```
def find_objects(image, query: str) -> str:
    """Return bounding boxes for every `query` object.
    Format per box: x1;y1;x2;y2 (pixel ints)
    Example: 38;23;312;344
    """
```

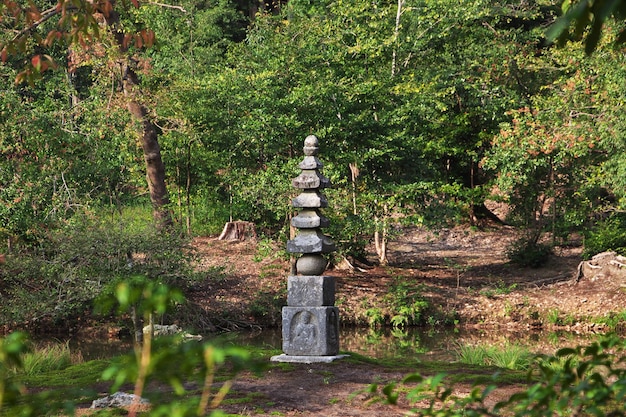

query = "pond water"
66;326;605;362
233;326;604;362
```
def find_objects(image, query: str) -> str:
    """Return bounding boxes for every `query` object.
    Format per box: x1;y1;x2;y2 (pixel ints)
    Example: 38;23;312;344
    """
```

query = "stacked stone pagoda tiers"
271;135;345;363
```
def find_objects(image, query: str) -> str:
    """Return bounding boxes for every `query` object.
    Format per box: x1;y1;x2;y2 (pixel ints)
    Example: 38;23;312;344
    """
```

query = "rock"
142;324;202;339
90;392;149;409
576;251;626;282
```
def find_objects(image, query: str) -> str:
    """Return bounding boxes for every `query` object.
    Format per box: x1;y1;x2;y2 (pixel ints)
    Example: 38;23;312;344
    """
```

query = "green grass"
16;358;110;388
3;342;533;416
455;342;533;371
9;341;82;377
8;358;112;416
591;309;626;330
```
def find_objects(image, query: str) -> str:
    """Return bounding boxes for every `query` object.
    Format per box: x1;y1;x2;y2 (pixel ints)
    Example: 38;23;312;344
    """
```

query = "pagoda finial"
303;135;319;156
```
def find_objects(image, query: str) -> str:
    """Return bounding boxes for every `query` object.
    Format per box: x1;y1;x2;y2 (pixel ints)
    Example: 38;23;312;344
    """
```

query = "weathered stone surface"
142;324;202;339
282;306;339;356
291;209;329;229
299;155;323;170
287;229;336;254
91;392;150;409
303;135;319;156
270;353;349;363
143;324;182;336
292;190;328;208
292;170;330;189
278;135;341;359
576;251;626;283
296;254;328;275
288;275;335;306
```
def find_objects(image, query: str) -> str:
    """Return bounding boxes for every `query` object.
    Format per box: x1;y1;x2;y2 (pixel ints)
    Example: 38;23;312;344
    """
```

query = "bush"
362;277;429;329
17;341;78;376
583;213;626;259
0;214;198;328
506;237;552;268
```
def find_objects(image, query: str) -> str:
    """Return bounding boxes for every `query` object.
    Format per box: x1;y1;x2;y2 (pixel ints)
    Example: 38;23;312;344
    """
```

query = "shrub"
0;214;198;328
506;237;552;268
362;277;429;329
17;341;79;376
583;213;626;259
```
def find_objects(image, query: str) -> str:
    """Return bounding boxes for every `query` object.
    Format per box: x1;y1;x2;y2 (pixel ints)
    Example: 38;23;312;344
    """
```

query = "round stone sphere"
303;135;319;156
296;254;327;275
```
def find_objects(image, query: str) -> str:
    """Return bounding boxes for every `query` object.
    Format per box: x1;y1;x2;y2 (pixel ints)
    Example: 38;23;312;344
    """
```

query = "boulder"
575;251;626;282
91;392;149;409
142;324;202;339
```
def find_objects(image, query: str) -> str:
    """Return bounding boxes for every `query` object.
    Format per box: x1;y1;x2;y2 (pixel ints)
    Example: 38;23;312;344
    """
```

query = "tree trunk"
349;162;359;215
374;206;388;266
104;7;172;229
391;0;404;77
126;98;172;228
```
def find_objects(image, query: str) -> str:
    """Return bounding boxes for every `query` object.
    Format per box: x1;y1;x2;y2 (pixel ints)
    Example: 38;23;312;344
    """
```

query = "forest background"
2;0;626;331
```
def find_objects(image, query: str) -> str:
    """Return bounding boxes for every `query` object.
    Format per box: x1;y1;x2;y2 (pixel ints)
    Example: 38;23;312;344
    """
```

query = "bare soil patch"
191;224;626;333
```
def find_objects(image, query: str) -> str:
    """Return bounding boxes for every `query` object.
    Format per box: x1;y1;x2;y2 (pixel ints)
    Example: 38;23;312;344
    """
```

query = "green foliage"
98;275;185;319
0;214;197;327
0;73;144;246
248;289;286;326
583;213;626;258
4;0;626;250
365;308;385;328
591;309;626;331
373;334;626;416
0;274;262;416
479;280;518;298
0;332;29;410
546;309;577;327
546;0;626;54
364;277;429;329
506;237;553;268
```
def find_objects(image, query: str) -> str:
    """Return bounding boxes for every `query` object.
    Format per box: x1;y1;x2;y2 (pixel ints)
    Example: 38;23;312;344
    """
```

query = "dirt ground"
192;224;626;333
177;224;626;416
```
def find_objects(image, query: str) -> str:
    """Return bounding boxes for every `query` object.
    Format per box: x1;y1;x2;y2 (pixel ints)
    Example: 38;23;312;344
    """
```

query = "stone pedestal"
287;275;335;306
281;307;339;356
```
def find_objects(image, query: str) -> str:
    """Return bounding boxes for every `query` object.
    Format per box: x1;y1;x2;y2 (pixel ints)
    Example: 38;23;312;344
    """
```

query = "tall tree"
1;0;172;228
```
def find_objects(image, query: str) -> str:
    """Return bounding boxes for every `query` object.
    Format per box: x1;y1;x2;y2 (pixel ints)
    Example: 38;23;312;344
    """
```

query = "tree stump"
218;221;256;241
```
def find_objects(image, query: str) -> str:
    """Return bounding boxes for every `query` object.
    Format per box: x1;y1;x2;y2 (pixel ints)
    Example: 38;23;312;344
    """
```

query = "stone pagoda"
271;135;346;363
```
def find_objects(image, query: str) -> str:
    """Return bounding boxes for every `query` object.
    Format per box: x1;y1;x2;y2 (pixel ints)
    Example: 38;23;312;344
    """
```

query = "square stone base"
282;306;339;356
287;275;335;306
270;354;349;364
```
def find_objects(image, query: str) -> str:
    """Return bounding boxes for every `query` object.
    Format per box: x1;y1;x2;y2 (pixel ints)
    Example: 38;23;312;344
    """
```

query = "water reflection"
224;327;603;362
69;337;134;361
65;326;606;362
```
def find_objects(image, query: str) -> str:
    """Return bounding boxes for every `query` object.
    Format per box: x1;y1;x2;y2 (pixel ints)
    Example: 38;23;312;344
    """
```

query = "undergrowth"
371;333;626;416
